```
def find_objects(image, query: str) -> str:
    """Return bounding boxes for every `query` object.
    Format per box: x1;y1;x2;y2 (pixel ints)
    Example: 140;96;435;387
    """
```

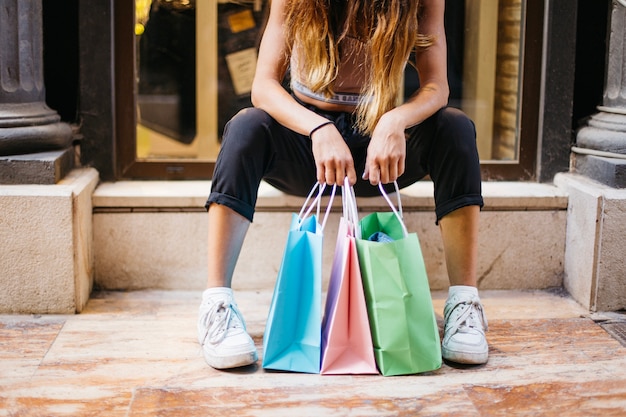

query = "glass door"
116;0;543;180
134;0;267;165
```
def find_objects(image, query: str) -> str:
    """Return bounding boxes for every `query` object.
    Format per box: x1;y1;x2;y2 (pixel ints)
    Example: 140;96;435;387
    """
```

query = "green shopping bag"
356;183;442;376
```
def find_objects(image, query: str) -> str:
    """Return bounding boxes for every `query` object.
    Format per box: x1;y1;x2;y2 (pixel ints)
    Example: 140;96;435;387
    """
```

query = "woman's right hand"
310;123;357;186
252;0;355;188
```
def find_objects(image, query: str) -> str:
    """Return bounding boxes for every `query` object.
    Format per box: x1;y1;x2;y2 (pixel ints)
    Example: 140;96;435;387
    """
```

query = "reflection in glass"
135;0;267;161
453;0;523;161
137;0;196;145
491;0;523;161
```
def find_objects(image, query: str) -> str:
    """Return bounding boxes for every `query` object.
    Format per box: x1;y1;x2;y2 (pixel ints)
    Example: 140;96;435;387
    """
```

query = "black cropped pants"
206;104;483;223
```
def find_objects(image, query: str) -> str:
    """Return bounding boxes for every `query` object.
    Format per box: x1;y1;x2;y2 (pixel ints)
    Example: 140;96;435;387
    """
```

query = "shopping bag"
356;183;442;376
320;180;378;375
262;183;336;373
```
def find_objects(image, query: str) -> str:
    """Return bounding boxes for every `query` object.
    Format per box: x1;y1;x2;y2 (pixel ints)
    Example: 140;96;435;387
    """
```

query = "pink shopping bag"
320;182;378;375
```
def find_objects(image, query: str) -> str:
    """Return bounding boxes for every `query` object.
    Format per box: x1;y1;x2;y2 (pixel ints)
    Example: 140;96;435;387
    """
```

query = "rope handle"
341;177;360;238
298;182;337;231
378;182;409;238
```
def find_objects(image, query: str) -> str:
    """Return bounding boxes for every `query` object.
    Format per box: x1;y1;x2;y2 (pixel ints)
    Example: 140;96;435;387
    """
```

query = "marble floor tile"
0;317;65;384
0;290;624;417
126;386;480;417
466;379;626;417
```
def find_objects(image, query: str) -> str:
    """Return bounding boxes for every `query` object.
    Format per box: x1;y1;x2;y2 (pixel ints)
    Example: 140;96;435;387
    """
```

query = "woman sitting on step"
197;0;488;369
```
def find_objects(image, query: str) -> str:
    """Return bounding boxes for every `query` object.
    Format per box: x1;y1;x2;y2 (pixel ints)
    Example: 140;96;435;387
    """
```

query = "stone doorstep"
91;180;569;293
92;180;569;212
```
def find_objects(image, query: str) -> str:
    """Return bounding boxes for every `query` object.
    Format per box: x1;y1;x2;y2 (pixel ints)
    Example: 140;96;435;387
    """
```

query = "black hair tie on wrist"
309;121;334;138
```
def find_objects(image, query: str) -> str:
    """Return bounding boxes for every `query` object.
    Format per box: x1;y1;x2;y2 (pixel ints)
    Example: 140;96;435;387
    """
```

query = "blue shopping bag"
262;183;335;373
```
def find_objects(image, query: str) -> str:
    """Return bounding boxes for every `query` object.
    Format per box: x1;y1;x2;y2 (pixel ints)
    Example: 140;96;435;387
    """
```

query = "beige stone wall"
92;181;568;292
0;169;99;314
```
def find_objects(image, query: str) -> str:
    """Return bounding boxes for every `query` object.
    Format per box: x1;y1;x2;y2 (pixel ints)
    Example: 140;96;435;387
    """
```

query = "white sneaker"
197;288;258;369
442;286;489;365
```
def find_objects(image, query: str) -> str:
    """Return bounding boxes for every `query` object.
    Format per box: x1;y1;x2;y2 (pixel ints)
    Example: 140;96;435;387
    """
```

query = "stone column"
0;0;73;183
559;0;626;313
574;0;626;188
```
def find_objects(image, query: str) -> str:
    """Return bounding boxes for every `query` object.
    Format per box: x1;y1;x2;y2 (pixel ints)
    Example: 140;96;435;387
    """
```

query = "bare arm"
250;0;327;134
250;0;357;185
395;0;450;124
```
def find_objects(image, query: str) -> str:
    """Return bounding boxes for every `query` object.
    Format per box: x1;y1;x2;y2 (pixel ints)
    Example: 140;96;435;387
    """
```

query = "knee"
435;108;478;158
221;108;273;152
228;107;273;127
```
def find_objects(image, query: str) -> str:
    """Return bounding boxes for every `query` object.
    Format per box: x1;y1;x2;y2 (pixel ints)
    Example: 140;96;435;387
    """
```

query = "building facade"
1;0;625;313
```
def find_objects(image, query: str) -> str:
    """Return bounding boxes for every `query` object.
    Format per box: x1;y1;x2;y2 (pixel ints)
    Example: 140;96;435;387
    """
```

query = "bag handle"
298;182;337;231
342;177;360;236
321;184;337;230
298;182;324;220
342;177;358;222
378;182;409;238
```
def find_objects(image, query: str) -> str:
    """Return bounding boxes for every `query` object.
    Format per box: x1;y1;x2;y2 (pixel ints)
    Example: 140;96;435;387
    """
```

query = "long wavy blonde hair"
284;0;434;135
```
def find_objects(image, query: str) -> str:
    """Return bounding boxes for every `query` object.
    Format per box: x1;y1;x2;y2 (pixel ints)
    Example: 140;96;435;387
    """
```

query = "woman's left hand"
362;112;407;185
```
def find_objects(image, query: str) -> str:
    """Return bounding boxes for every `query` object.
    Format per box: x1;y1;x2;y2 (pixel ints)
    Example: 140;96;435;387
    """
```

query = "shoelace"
444;298;489;338
199;300;245;345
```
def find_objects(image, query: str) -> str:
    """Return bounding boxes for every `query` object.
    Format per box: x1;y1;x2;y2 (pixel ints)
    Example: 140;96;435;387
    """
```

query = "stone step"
92;180;568;292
